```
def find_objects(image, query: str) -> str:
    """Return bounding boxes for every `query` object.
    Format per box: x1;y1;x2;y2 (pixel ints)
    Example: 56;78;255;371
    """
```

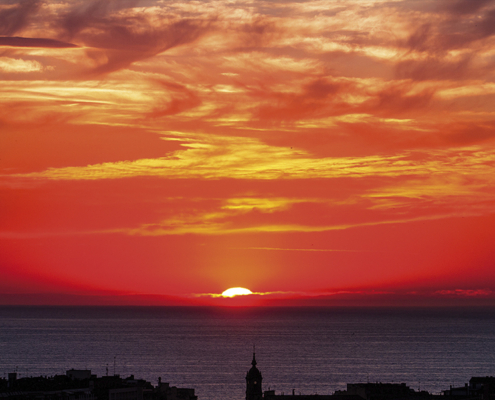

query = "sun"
221;287;253;298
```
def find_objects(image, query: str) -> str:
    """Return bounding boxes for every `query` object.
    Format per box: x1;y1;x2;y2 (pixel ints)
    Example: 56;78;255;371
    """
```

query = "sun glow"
221;287;253;298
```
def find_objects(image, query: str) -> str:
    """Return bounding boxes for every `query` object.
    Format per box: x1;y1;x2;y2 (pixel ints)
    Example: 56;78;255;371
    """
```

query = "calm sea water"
1;306;495;400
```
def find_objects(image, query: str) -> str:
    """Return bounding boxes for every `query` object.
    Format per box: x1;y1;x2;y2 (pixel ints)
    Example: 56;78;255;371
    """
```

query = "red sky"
1;0;495;306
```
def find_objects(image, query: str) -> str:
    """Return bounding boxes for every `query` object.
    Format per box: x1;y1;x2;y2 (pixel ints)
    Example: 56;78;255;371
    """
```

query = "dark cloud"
441;0;492;15
439;8;495;48
0;36;77;48
235;18;278;49
254;78;435;123
477;8;495;40
405;23;432;53
82;18;211;52
57;0;141;41
304;79;342;99
401;0;495;57
148;80;202;118
0;0;39;36
255;78;352;121
443;121;495;145
53;1;215;75
91;20;211;75
58;1;110;42
358;85;435;118
395;56;472;81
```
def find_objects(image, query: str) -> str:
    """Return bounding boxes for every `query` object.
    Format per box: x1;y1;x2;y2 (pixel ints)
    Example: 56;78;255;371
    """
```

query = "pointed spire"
252;344;257;366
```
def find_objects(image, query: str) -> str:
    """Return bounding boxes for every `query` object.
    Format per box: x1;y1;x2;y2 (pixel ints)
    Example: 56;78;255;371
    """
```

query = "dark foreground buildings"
3;357;495;400
0;370;197;400
246;354;495;400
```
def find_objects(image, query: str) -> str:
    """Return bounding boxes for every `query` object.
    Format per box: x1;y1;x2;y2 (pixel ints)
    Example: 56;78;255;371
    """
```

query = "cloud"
441;0;492;16
53;1;216;75
395;55;473;81
8;131;495;184
57;1;115;41
0;57;42;73
248;79;353;124
110;209;482;237
0;36;77;48
147;80;201;118
0;0;40;36
435;289;493;297
441;121;495;145
230;247;358;252
359;84;435;117
3;134;413;181
193;290;298;298
244;77;440;125
403;3;495;55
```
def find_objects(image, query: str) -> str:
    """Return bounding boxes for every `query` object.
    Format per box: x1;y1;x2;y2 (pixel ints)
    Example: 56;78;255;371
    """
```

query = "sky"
1;0;495;306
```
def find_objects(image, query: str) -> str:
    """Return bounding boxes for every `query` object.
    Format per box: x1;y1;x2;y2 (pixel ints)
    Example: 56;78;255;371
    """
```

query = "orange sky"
1;0;495;306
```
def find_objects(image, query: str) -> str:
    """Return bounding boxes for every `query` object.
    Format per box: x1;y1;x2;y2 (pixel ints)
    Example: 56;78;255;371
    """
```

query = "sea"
1;306;495;400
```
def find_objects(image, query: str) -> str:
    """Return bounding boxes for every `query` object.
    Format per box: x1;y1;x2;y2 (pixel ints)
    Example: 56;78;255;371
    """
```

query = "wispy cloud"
193;290;297;298
9;135;495;185
229;247;358;252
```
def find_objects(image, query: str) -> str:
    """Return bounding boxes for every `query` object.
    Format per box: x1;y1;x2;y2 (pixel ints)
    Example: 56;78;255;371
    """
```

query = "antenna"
113;357;116;376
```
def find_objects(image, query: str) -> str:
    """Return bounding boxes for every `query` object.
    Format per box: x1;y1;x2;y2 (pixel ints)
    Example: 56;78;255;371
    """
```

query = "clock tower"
246;351;263;400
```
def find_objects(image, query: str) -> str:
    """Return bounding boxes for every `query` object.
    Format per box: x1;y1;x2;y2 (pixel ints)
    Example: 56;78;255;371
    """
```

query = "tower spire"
246;348;262;400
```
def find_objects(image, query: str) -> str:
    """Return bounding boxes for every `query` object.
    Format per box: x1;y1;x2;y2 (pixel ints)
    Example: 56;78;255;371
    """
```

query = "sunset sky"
1;0;495;306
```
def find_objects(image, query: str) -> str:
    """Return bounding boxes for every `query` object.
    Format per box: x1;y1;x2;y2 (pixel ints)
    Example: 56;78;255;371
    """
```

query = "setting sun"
221;288;253;298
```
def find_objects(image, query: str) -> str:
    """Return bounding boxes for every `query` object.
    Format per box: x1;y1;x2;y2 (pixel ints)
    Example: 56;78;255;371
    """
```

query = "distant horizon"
2;290;495;307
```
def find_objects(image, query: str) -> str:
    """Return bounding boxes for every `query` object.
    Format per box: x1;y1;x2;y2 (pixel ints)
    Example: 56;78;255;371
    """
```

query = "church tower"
246;351;263;400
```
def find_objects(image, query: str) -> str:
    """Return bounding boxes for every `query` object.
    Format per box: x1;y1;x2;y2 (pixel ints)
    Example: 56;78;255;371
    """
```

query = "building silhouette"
0;370;196;400
250;355;443;400
246;352;263;400
442;376;495;400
